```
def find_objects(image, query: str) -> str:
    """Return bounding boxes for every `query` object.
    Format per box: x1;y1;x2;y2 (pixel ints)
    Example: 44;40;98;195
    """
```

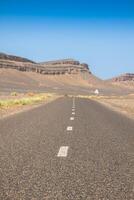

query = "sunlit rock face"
0;53;91;75
112;73;134;82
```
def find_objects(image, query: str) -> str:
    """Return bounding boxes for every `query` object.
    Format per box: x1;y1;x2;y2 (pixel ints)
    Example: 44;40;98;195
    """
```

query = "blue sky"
0;0;134;79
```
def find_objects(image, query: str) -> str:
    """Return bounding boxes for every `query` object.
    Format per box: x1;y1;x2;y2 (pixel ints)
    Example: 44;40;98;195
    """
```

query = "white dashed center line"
57;146;69;157
67;126;73;131
70;117;74;120
57;98;76;158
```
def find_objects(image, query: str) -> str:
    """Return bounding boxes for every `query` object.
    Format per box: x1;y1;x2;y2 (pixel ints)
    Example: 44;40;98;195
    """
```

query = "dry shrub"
11;92;18;96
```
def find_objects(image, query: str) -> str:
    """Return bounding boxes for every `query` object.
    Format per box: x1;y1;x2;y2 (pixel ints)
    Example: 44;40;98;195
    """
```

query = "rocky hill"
0;53;90;75
0;53;133;95
108;73;134;89
40;59;80;65
111;73;134;82
0;53;35;63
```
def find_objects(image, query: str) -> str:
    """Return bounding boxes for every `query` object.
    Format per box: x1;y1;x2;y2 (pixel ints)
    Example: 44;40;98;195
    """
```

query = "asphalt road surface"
0;97;134;200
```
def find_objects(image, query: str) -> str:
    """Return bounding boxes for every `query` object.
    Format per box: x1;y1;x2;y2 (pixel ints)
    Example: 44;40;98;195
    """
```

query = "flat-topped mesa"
40;59;80;66
39;59;91;75
112;73;134;82
0;53;91;75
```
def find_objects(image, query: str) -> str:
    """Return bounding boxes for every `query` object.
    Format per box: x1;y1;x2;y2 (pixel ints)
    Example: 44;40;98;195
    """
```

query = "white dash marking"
72;112;75;115
72;108;75;111
70;117;74;120
67;126;73;131
57;146;69;157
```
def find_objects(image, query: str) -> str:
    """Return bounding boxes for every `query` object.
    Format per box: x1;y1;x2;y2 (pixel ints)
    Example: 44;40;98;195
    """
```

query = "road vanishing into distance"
0;97;134;200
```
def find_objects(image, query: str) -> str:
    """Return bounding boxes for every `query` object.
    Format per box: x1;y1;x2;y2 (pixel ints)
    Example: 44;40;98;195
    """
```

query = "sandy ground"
76;94;134;119
1;68;133;96
111;81;134;89
95;94;134;119
0;69;91;88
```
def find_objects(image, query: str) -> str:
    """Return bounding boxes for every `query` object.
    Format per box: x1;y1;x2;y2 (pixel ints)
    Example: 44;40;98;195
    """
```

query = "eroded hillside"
0;53;133;95
108;73;134;89
0;53;90;75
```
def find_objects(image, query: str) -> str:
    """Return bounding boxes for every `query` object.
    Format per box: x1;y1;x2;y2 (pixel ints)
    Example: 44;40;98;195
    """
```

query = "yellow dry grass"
0;93;57;109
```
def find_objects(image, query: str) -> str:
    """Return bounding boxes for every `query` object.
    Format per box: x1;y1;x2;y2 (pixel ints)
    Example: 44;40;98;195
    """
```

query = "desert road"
0;97;134;199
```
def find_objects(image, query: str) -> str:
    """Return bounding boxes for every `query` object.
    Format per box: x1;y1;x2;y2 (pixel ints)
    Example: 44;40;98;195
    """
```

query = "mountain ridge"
0;53;90;75
0;52;133;95
0;53;35;63
109;73;134;82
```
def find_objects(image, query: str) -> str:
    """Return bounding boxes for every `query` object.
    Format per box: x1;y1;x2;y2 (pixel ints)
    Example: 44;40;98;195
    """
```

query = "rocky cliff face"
0;53;91;75
40;59;80;66
111;73;134;82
